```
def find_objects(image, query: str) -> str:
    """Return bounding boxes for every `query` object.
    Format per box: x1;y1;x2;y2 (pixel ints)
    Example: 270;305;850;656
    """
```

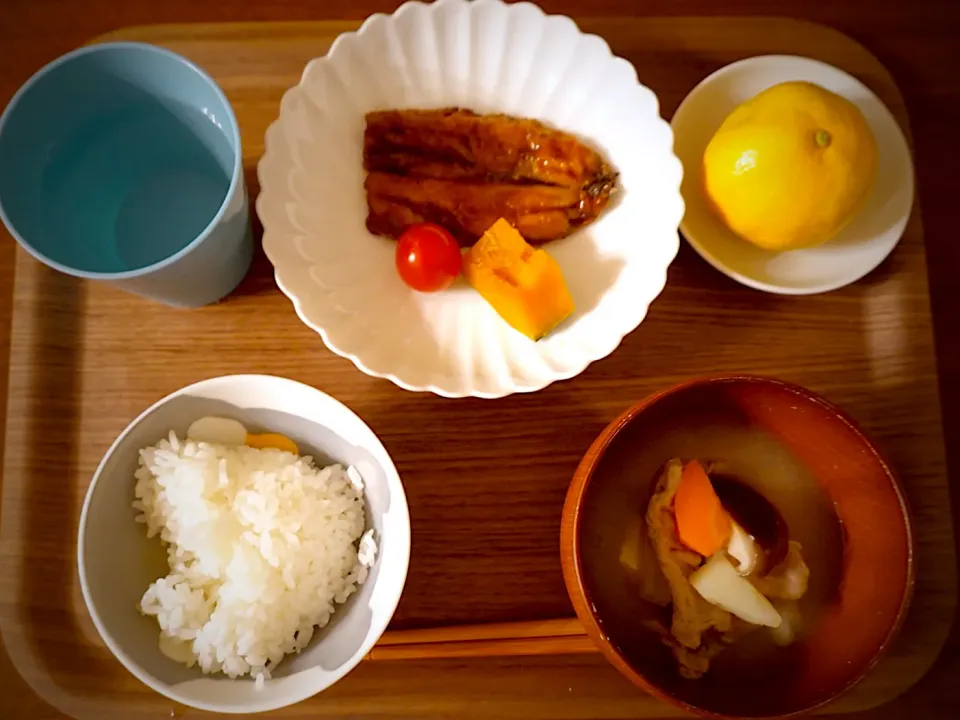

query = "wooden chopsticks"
365;618;597;661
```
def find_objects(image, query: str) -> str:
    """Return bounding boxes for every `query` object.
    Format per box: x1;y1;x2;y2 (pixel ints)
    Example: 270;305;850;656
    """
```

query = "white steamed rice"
133;431;377;684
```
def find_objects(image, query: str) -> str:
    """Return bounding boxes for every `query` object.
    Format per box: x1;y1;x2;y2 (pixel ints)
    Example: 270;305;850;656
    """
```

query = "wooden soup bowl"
560;375;913;718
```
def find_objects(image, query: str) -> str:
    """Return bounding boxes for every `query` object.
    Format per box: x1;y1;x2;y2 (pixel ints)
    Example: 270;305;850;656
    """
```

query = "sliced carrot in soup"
674;459;732;557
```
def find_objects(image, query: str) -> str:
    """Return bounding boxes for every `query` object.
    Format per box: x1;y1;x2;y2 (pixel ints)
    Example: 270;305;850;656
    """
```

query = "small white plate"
671;55;914;295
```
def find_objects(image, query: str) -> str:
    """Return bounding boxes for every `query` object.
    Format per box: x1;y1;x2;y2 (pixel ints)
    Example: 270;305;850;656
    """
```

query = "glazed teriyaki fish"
363;108;618;246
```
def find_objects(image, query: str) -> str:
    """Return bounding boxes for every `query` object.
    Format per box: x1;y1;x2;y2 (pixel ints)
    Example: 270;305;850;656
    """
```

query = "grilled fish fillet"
365;172;600;246
363;108;617;245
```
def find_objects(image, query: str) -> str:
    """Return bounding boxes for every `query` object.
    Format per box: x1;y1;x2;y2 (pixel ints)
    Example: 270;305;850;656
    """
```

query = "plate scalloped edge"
257;0;684;398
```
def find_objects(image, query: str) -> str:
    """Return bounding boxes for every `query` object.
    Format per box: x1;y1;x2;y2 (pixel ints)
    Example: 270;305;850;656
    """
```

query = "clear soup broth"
578;391;845;710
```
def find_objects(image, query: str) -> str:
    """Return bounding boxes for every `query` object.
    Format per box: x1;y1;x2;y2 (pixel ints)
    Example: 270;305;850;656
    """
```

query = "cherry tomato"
395;223;462;292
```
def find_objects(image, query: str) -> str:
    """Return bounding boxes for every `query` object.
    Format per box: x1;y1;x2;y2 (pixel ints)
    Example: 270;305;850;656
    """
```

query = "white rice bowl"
133;432;377;687
77;374;410;714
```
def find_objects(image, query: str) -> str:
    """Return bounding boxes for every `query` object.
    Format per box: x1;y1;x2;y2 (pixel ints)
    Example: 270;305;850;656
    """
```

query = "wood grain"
374;618;587;647
366;617;593;660
368;636;597;661
0;13;957;720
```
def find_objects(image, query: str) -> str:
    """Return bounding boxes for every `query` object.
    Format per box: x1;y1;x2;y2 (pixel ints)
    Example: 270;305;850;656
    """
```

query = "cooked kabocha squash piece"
463;218;574;340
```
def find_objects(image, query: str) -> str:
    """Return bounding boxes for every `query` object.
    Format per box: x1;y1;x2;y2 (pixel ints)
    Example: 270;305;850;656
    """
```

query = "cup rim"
559;373;915;719
0;41;244;281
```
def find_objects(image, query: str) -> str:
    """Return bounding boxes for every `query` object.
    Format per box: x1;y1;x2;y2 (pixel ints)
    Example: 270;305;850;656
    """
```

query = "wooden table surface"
1;1;958;719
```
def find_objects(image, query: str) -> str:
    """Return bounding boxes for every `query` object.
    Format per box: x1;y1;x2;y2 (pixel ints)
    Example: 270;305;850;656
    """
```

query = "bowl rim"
559;373;915;719
76;373;411;713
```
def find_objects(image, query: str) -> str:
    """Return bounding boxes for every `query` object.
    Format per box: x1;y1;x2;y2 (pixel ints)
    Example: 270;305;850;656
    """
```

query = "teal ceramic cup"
0;42;252;307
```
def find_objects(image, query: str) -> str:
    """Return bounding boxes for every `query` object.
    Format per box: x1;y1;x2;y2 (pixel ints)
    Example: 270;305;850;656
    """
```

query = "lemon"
702;81;878;251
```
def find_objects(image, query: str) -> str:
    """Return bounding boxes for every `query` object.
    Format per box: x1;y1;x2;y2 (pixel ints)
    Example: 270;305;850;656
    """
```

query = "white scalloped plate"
257;0;684;398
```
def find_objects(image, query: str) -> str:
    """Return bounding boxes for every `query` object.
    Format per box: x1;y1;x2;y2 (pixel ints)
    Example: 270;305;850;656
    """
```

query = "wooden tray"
1;16;955;720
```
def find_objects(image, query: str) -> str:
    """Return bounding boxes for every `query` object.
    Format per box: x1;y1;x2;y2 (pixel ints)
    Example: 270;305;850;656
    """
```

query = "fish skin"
363;108;617;246
365;171;588;246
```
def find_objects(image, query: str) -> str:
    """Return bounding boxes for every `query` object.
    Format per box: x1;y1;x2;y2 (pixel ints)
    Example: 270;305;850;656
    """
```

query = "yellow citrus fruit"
702;81;878;251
